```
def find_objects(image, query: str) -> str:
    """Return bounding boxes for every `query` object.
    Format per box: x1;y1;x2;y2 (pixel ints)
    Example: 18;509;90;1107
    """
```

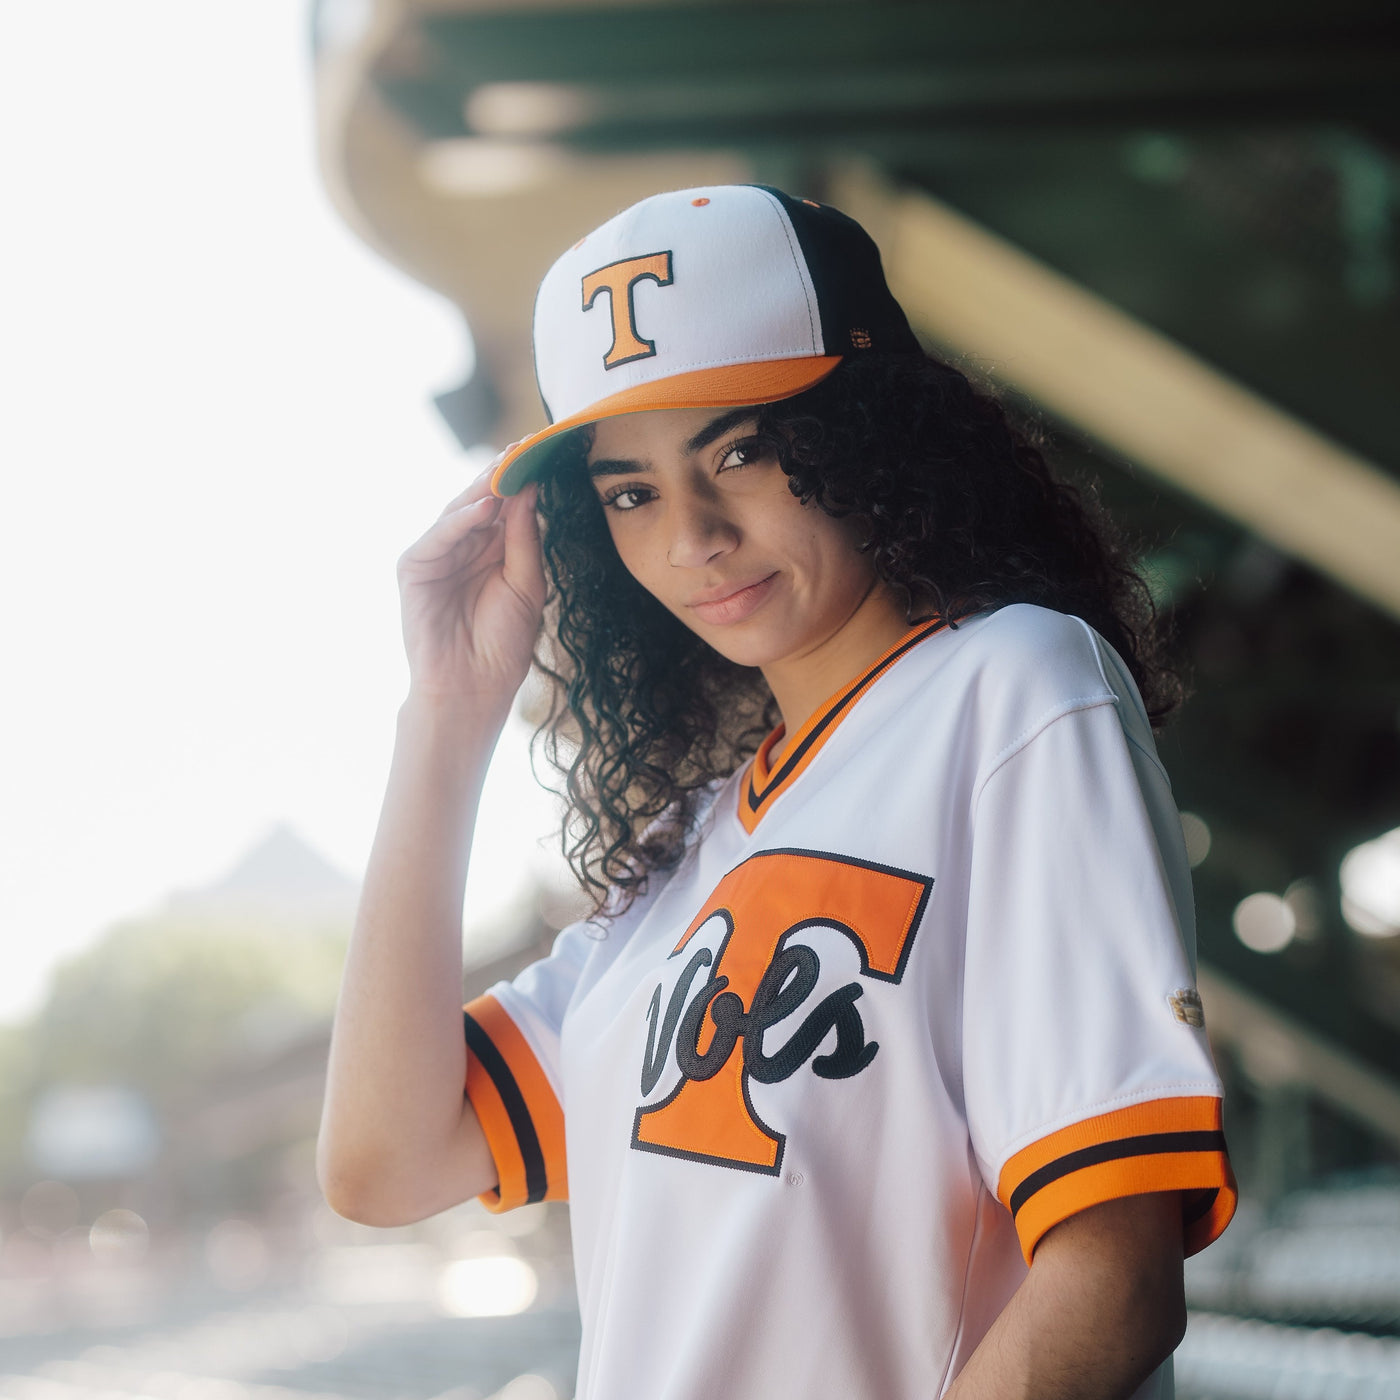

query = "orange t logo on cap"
581;251;674;369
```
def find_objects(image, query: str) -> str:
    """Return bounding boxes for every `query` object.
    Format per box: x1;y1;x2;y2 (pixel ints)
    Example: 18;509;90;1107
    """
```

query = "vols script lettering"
630;848;933;1174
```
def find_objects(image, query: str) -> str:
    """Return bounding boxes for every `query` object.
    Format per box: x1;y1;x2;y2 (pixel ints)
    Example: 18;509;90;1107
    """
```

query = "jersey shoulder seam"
1123;728;1173;789
1069;613;1116;693
1069;614;1174;788
971;692;1117;814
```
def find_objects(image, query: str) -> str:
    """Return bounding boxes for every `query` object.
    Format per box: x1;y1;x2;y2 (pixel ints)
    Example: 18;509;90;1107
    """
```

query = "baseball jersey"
462;603;1236;1400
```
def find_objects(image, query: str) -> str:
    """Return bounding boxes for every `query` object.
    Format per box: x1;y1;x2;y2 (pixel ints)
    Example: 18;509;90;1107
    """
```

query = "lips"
688;573;779;626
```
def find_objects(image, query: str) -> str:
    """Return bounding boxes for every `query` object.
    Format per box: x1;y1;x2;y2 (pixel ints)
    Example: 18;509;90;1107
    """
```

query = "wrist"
396;689;512;772
400;682;512;727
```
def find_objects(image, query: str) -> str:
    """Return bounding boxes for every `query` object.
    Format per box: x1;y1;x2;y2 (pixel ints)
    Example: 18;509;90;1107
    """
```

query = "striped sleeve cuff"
995;1095;1237;1265
463;993;568;1213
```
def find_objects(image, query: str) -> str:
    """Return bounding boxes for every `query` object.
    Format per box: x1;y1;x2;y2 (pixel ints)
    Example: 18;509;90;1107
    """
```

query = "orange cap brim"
489;356;843;497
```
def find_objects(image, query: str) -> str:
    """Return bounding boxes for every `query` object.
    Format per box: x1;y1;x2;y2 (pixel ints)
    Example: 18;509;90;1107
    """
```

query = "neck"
761;581;916;763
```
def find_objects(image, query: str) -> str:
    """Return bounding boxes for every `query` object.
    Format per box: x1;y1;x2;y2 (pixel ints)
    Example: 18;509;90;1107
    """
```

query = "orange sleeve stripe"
462;994;568;1213
996;1095;1237;1264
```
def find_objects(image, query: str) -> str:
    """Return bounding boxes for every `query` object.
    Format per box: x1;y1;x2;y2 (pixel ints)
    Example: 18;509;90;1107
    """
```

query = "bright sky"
0;3;564;1023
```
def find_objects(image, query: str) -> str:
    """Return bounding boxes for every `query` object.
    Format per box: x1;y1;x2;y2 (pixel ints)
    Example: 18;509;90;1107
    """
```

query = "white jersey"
462;604;1236;1400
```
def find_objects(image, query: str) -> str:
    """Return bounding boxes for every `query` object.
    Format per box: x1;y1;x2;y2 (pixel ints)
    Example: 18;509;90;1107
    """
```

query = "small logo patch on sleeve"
1168;988;1205;1028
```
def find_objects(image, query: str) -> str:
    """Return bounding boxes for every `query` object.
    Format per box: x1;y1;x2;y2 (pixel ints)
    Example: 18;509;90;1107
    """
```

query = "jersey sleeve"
961;637;1236;1265
462;917;596;1213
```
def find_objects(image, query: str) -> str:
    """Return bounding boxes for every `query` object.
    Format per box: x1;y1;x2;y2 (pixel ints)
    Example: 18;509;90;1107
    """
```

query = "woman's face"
585;404;893;670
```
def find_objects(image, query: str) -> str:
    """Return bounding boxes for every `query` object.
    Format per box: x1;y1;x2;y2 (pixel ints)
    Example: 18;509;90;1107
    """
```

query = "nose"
665;485;739;569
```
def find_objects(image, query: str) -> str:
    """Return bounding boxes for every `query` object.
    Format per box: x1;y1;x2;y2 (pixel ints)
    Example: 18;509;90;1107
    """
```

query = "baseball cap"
489;184;921;497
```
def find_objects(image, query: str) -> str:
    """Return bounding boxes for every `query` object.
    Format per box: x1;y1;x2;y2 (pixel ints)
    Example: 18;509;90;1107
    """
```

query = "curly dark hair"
533;351;1178;917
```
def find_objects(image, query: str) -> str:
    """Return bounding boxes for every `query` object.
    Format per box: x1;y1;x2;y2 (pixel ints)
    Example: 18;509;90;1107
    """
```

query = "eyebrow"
586;406;760;480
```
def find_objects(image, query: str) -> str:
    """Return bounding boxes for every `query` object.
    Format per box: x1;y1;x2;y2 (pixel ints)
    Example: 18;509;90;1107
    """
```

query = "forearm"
943;1194;1186;1400
317;694;505;1221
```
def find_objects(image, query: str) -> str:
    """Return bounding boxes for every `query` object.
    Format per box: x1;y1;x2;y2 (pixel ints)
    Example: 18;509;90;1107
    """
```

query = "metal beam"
378;2;1400;144
415;1;1399;88
830;162;1400;622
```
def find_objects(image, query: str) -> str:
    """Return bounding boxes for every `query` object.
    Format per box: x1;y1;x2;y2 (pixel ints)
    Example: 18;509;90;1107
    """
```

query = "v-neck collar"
737;615;953;834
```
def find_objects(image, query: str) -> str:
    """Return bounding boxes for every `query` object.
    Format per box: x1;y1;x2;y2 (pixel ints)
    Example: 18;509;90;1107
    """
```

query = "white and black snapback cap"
489;184;921;496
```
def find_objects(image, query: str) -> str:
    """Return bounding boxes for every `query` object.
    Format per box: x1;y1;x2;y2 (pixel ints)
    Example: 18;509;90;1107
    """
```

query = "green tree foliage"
15;915;348;1112
0;1022;36;1169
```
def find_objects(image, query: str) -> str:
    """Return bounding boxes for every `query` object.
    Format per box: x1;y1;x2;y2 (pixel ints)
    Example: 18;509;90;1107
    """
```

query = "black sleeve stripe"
463;1011;548;1205
1009;1129;1228;1218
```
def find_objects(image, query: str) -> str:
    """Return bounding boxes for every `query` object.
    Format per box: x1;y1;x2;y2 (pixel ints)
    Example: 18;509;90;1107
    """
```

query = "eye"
600;484;655;513
717;435;772;472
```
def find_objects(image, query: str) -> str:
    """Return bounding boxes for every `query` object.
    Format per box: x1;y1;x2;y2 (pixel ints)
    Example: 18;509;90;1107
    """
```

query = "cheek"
794;510;874;582
603;517;670;596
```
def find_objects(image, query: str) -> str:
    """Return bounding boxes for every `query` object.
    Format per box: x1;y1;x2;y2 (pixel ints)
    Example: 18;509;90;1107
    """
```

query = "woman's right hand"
396;448;547;716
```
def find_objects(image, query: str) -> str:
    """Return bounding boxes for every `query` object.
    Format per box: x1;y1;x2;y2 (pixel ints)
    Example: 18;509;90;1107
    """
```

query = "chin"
699;638;779;670
690;615;811;670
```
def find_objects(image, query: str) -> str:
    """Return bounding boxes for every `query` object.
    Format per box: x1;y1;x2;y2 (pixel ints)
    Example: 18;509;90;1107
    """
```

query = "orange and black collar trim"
738;615;953;834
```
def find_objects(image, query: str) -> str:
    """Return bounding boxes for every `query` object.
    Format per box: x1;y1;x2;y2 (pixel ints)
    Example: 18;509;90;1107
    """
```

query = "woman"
318;185;1235;1400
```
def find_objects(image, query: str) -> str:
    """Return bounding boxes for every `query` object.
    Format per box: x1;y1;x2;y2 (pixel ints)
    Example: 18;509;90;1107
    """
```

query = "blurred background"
2;2;1398;1397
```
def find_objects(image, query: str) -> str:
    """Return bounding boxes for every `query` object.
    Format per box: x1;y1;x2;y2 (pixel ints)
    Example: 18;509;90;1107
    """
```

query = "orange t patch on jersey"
631;848;933;1174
